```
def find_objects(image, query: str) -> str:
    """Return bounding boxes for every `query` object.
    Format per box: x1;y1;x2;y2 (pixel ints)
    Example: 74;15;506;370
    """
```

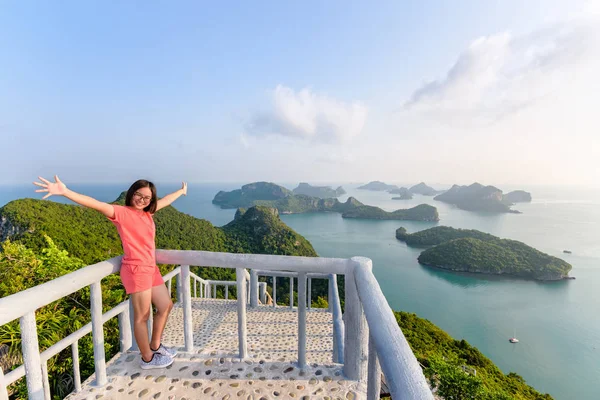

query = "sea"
1;182;599;400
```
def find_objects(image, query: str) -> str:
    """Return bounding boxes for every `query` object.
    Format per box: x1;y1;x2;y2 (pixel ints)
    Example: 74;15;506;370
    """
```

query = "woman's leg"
150;284;174;350
130;289;153;361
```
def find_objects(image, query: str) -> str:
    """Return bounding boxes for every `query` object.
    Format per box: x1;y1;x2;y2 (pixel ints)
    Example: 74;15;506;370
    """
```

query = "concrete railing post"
176;272;183;304
250;269;259;307
367;333;382;400
181;265;194;352
20;312;44;400
236;268;248;358
259;282;267;304
328;276;333;312
41;362;50;400
90;281;108;387
297;272;307;369
289;276;294;308
307;277;312;309
330;274;345;364
72;342;82;393
343;257;370;383
128;299;139;351
0;367;8;400
118;304;132;352
272;276;277;307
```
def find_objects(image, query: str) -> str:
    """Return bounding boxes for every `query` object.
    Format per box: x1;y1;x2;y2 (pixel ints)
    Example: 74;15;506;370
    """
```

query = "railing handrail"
353;259;434;400
0;251;349;326
253;269;330;279
156;250;350;274
0;257;123;325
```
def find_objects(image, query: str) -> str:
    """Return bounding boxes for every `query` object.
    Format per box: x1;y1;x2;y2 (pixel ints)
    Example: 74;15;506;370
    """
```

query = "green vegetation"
395;311;553;399
0;237;122;399
397;226;571;280
396;226;497;246
0;195;324;399
342;204;439;221
222;206;315;256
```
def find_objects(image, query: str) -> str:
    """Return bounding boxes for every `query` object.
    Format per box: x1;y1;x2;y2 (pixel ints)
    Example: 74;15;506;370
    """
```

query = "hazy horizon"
2;1;599;187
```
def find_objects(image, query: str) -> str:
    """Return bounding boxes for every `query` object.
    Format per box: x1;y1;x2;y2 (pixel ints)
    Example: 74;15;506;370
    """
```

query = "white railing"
0;250;433;400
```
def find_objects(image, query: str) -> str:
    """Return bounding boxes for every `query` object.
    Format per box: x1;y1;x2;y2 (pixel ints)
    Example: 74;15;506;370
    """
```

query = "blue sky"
2;1;598;187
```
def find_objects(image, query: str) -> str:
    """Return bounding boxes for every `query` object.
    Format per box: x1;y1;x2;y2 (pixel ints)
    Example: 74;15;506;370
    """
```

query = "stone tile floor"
66;299;364;400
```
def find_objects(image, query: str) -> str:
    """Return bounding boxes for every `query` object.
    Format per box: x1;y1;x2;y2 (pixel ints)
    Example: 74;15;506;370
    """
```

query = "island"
213;182;365;214
395;226;496;246
408;182;440;196
396;226;572;280
389;187;413;199
357;181;399;191
212;181;292;209
434;182;521;213
342;204;439;221
503;190;532;204
292;182;346;198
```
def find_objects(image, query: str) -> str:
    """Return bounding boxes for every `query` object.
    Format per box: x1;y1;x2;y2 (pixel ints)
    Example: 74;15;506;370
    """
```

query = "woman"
34;175;187;369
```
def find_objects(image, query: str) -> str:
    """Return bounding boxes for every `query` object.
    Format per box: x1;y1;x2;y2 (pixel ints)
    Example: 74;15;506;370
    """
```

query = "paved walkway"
66;299;364;400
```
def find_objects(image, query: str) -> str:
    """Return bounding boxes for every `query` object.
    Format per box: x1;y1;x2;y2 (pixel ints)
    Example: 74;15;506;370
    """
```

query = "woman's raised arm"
33;175;115;218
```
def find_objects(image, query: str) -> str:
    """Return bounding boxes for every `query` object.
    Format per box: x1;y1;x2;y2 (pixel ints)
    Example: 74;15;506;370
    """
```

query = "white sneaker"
153;343;178;358
140;353;173;370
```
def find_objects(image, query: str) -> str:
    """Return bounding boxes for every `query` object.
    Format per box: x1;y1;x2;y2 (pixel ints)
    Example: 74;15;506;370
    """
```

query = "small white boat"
509;328;519;343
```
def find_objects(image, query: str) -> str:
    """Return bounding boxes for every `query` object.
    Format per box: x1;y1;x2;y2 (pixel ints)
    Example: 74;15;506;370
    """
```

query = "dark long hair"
125;179;157;213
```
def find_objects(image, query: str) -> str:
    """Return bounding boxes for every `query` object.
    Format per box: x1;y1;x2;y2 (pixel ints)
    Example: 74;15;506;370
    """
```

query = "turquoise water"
2;183;599;399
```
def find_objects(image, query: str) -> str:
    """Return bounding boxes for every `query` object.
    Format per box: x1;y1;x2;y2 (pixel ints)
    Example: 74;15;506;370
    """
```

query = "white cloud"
403;17;599;125
244;85;368;143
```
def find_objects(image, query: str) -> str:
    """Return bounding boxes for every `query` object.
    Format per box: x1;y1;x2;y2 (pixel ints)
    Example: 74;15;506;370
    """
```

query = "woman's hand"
181;182;188;196
33;175;68;199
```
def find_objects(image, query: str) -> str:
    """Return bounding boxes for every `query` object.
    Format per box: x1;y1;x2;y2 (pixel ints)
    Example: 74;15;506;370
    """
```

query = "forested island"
503;190;532;204
408;182;440;196
434;183;525;213
292;182;346;198
0;194;551;399
357;180;398;191
396;226;572;280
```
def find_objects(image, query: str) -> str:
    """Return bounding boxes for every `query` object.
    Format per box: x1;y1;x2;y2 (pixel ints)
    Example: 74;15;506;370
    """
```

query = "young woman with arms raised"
33;176;187;369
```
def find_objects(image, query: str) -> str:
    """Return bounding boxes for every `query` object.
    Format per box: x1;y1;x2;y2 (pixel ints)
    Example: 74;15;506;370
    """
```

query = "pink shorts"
120;264;164;294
